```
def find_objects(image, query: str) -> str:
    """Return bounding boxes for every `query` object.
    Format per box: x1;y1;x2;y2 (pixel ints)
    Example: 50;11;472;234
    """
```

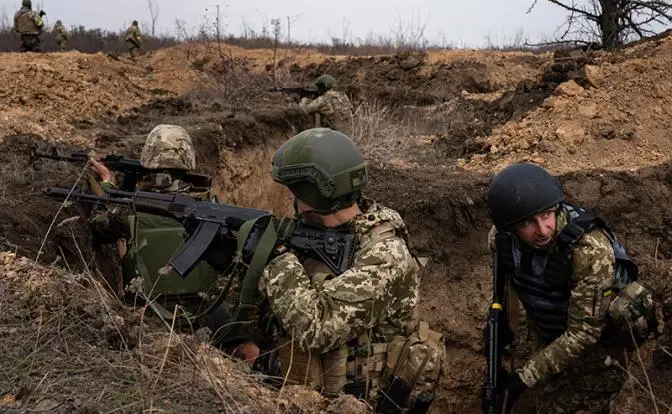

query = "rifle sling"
231;216;280;328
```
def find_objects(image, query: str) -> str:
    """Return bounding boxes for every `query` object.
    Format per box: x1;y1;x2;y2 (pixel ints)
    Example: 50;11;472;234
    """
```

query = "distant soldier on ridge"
124;20;142;57
13;0;45;53
53;19;68;51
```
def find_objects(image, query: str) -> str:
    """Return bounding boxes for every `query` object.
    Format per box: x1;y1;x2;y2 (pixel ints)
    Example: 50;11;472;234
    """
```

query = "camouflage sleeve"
262;236;418;353
487;225;497;252
88;180;131;244
517;228;614;387
299;94;329;114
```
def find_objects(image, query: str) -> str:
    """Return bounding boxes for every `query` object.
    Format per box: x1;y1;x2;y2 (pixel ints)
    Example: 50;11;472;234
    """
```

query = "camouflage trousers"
55;36;67;51
534;346;627;413
127;40;140;57
19;34;41;52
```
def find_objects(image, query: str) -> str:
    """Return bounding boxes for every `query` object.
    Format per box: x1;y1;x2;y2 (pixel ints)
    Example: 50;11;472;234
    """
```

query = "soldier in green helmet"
246;128;445;411
89;124;259;363
13;0;44;52
299;75;353;135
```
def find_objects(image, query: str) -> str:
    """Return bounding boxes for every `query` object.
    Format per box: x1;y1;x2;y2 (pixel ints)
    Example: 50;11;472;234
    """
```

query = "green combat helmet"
272;128;367;212
315;74;336;90
140;124;196;170
22;0;31;8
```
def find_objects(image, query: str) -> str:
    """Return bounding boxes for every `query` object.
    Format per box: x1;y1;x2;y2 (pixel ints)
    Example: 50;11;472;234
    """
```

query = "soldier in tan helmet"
88;124;259;363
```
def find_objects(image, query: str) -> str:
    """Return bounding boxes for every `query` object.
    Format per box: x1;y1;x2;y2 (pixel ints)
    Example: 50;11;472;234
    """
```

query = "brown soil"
2;36;672;413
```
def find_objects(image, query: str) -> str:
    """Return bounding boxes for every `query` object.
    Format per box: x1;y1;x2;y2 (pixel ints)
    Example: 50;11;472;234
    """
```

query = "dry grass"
350;100;412;164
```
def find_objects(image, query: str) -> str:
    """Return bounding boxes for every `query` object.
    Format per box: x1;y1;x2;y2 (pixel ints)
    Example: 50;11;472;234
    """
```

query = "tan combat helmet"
140;124;196;170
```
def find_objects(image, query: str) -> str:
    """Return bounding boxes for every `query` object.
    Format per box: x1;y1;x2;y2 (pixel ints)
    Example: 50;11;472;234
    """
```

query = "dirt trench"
2;90;672;412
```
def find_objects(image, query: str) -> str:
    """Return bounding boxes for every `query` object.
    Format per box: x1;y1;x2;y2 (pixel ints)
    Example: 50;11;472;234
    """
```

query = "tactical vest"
14;10;40;34
495;203;638;344
121;212;220;321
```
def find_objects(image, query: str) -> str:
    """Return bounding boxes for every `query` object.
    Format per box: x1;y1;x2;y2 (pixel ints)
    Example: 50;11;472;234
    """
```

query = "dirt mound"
458;36;672;174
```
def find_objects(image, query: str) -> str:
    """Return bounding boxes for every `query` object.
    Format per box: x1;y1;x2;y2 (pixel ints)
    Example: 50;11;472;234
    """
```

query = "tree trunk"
598;0;623;49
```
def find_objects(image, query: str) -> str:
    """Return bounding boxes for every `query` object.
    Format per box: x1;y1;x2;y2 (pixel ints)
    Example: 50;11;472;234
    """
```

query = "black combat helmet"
487;162;565;229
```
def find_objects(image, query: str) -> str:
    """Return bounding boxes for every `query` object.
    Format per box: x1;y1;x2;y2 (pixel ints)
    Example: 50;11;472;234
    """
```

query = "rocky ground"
1;37;671;413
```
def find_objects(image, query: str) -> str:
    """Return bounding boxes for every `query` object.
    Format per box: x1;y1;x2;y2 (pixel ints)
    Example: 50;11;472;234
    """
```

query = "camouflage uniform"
263;197;419;352
124;22;142;57
53;20;68;51
89;125;236;346
13;0;44;52
299;90;354;135
488;208;627;413
259;128;444;409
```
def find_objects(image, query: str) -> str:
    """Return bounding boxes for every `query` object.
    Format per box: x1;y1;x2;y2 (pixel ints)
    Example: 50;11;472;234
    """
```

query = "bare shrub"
350;100;410;162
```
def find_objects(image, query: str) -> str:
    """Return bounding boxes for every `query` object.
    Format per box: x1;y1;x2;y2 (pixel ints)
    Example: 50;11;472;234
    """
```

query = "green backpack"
122;212;221;322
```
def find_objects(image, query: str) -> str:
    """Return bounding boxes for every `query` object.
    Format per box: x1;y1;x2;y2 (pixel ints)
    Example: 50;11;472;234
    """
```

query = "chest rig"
495;203;638;343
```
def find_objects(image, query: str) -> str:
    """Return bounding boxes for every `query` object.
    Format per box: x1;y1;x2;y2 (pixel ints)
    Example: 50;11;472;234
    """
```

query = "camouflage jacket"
125;25;141;43
299;90;353;134
13;7;43;35
262;198;420;353
488;208;615;387
53;22;67;40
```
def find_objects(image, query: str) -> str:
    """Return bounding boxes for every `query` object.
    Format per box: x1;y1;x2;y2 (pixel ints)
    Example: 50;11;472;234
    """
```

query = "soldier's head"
314;74;336;93
21;0;31;9
140;124;196;171
56;19;62;25
272;128;367;221
132;20;138;26
487;163;565;249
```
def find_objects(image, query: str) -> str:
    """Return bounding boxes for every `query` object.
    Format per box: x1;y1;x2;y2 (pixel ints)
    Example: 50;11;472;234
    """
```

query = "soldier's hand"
233;340;260;365
89;157;115;185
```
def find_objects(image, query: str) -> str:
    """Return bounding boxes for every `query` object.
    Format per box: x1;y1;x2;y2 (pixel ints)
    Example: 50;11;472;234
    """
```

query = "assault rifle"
42;187;356;277
267;86;321;100
32;148;212;191
483;253;507;414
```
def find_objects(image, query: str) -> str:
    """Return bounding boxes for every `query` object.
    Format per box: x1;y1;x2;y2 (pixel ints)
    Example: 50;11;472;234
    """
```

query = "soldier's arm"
516;228;614;387
299;94;328;113
262;236;418;353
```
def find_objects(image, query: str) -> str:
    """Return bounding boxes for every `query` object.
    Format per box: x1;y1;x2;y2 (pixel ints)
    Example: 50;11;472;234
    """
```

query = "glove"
503;372;528;412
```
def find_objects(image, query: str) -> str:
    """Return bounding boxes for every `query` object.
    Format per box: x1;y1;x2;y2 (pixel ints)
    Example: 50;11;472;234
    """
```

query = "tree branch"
548;0;600;19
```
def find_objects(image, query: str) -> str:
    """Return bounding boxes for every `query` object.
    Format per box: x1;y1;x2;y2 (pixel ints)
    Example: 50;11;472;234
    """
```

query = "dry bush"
0;247;363;413
350;100;411;163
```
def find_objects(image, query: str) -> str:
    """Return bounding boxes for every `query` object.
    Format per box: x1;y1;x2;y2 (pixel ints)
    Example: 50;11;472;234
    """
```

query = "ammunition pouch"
378;321;445;413
605;281;663;346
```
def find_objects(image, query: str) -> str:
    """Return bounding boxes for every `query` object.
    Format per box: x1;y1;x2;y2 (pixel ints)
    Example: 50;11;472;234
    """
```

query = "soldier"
243;128;445;411
485;162;661;413
13;0;44;52
53;19;68;51
124;20;142;57
299;75;353;135
89;124;259;363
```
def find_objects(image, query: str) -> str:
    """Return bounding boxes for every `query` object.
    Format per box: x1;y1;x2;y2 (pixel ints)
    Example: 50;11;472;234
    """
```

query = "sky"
0;0;579;48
